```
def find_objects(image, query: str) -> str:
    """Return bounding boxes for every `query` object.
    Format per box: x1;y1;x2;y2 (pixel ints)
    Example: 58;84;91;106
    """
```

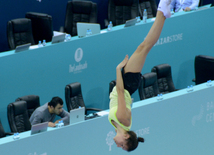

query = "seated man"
170;0;199;12
30;96;69;127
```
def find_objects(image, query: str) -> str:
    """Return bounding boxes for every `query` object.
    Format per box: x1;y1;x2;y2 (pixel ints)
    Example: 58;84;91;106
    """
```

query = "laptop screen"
77;22;100;38
69;107;85;125
31;122;48;135
51;33;66;44
15;43;31;53
124;18;137;27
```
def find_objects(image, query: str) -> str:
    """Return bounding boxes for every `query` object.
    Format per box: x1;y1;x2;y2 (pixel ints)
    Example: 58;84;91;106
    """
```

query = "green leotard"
108;86;132;131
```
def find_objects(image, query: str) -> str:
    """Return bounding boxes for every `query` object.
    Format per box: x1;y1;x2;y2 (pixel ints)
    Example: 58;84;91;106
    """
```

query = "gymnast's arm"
116;55;130;125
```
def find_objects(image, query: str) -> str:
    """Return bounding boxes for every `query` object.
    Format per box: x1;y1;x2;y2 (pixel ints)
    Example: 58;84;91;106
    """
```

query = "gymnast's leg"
124;0;171;74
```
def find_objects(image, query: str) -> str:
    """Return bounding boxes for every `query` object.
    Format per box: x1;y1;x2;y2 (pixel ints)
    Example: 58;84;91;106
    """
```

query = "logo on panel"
192;101;214;126
192;105;204;126
106;131;115;151
69;48;88;74
153;33;183;47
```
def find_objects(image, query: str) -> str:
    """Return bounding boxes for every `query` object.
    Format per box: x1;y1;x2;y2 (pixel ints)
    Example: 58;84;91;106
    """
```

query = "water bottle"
56;120;60;128
107;21;113;31
88;29;92;36
42;40;46;46
186;86;190;92
206;80;212;87
136;16;141;23
189;85;194;91
67;34;71;40
157;94;163;101
13;133;17;140
109;21;113;28
160;94;163;100
86;29;90;37
13;133;20;140
65;34;71;41
186;85;194;92
107;25;111;31
171;9;174;15
38;41;43;47
57;120;64;128
143;9;147;23
60;120;64;127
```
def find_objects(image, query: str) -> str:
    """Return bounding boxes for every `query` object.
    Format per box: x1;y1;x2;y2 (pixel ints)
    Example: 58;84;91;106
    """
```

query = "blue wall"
0;7;214;132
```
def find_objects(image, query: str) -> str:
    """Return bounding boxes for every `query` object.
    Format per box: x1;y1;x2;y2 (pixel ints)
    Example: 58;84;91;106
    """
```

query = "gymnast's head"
113;130;144;151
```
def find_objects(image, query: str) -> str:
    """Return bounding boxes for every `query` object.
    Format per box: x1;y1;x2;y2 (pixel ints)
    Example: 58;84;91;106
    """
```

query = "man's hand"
117;55;129;70
184;7;191;11
48;122;56;127
54;119;61;124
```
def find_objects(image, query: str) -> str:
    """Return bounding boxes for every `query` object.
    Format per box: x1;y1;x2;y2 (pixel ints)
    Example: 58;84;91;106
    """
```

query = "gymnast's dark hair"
126;131;144;152
48;96;63;108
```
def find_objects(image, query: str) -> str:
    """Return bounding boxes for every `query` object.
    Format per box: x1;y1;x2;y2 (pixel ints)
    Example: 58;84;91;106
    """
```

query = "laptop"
77;22;100;38
15;43;31;53
51;33;66;44
69;107;85;125
31;122;48;135
124;18;137;27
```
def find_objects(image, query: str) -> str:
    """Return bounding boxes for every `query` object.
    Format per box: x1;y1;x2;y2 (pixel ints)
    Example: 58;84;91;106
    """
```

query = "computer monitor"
77;22;100;38
31;122;48;135
69;107;85;125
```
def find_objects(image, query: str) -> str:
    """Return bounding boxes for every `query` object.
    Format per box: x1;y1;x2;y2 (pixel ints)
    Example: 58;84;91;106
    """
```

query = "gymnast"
108;0;172;151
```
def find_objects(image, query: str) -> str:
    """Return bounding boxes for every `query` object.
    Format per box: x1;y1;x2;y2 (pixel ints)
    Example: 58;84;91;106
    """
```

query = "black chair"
211;0;214;7
25;12;53;44
7;18;35;50
15;95;40;119
151;64;176;94
138;72;160;100
0;119;13;138
139;0;157;19
108;0;139;26
63;1;97;36
199;0;204;6
193;55;214;85
65;82;102;115
7;101;31;133
109;80;116;95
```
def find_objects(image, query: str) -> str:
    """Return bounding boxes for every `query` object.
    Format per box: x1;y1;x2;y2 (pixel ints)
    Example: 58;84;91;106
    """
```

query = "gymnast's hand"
117;55;129;70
